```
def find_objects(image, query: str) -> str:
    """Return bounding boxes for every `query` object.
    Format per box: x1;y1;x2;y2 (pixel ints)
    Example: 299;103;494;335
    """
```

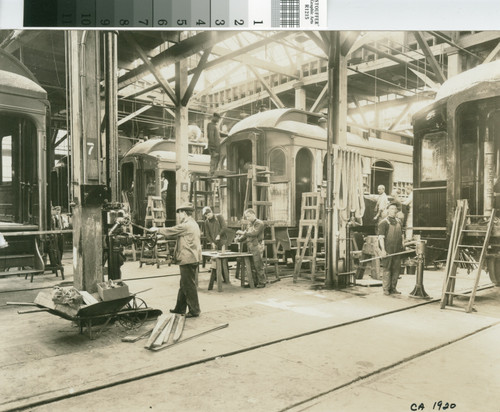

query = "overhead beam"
388;103;412;130
248;65;285;109
352;95;369;125
409;68;439;91
118;31;236;90
310;82;328;112
414;32;447;84
117;104;153;126
340;31;361;56
122;32;178;105
202;31;291;72
120;31;291;100
429;31;481;60
483;41;500;64
211;44;299;78
305;31;329;55
181;47;212;107
362;44;437;82
347;92;434;116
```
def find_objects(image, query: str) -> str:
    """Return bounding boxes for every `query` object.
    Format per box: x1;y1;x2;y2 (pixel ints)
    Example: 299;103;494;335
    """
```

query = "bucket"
406;265;416;275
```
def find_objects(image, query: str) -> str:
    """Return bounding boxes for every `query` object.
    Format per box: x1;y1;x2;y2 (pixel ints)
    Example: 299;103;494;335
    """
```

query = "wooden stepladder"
190;173;221;222
243;165;272;220
441;199;495;313
242;165;279;280
140;196;168;268
294;192;325;282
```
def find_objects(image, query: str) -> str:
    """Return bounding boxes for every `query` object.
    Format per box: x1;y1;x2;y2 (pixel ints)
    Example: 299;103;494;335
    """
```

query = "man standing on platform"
236;209;266;288
151;202;202;317
207;112;221;176
378;202;405;296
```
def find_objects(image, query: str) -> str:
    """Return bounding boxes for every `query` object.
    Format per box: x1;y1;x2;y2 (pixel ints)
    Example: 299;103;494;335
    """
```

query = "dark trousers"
382;255;401;293
173;263;201;315
208;147;220;174
248;243;266;285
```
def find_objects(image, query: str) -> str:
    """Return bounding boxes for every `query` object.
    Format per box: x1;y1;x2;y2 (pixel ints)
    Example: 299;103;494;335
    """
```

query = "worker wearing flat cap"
202;206;230;250
377;202;405;296
150;202;202;317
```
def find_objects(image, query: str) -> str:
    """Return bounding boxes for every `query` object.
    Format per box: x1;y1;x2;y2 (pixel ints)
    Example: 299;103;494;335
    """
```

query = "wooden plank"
154;314;175;346
144;314;172;349
172;315;186;342
151;323;229;352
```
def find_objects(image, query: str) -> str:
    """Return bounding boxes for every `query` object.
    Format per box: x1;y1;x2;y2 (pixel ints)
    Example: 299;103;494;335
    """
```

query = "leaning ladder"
242;165;279;280
293;192;325;282
441;201;495;313
140;196;168;268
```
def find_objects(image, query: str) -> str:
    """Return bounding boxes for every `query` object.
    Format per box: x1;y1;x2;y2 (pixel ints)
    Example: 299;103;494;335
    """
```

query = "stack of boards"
122;314;229;352
144;313;186;351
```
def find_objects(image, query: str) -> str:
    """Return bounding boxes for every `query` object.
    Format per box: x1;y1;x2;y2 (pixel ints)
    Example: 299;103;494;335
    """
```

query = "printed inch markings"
96;0;114;26
58;0;76;26
172;0;191;27
229;0;248;27
211;0;230;27
153;0;172;27
190;0;210;27
133;0;152;26
115;0;134;28
75;0;96;27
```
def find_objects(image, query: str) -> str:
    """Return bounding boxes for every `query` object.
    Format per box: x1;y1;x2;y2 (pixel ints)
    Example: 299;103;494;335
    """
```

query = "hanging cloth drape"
331;145;365;222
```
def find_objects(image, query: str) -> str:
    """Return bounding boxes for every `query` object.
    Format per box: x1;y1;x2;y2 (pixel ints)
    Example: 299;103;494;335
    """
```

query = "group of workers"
150;202;267;318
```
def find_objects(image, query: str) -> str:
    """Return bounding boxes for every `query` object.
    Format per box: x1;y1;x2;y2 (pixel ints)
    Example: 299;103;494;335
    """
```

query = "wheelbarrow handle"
131;288;153;296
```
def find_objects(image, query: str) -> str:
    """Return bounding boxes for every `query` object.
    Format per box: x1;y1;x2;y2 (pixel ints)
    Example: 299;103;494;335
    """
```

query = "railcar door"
0;114;38;225
295;148;313;223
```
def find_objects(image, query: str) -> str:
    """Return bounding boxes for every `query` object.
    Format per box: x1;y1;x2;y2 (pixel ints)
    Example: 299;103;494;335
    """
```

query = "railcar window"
269;149;286;178
420;132;447;182
1;135;12;183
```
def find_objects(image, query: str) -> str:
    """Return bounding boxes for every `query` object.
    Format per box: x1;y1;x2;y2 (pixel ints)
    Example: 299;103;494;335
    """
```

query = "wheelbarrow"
30;289;162;339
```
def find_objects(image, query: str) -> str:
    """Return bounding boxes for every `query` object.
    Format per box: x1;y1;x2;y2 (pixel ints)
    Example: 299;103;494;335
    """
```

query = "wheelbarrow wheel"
117;297;148;330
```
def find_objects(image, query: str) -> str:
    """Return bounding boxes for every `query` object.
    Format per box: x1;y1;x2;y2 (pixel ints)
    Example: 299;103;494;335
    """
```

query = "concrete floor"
0;255;499;412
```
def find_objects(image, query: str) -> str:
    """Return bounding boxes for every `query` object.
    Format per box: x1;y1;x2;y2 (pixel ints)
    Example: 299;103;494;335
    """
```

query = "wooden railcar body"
120;138;209;226
0;50;49;274
221;108;413;229
412;60;500;284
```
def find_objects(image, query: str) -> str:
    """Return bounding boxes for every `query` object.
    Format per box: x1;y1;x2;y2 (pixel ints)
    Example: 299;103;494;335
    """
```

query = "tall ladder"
293;192;325;282
190;173;221;222
140;196;168;268
441;201;495;313
243;165;272;220
243;165;279;280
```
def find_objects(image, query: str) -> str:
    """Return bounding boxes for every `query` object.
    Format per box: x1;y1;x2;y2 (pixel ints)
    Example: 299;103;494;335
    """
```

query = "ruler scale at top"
23;0;327;28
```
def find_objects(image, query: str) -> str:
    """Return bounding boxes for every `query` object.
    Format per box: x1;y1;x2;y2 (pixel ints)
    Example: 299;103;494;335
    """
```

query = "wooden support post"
175;59;190;208
68;30;104;293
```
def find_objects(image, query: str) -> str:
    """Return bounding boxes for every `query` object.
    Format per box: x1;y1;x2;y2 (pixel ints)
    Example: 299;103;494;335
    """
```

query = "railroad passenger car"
412;60;500;284
0;50;50;277
120;138;209;226
220;108;413;229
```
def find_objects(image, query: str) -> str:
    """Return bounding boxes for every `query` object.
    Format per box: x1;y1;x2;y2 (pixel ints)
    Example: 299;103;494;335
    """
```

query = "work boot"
383;290;391;296
391;289;402;295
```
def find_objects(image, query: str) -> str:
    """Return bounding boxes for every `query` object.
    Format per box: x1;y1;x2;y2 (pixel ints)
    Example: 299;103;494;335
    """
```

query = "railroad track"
4;284;496;412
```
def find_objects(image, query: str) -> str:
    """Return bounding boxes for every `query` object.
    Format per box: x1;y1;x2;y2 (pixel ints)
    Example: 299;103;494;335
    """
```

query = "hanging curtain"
331;145;365;222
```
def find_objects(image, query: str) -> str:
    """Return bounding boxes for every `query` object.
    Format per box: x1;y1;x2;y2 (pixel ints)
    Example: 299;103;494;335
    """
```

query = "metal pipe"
325;32;341;289
105;31;119;202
